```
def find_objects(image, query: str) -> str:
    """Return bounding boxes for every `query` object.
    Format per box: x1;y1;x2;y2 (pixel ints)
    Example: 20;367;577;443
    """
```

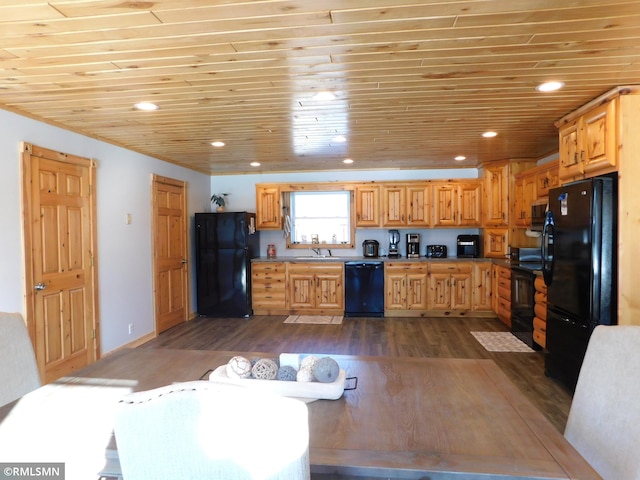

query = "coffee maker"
388;229;400;258
406;233;420;258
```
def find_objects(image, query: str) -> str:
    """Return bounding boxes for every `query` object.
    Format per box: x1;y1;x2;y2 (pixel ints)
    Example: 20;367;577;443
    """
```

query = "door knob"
34;282;46;291
181;259;188;264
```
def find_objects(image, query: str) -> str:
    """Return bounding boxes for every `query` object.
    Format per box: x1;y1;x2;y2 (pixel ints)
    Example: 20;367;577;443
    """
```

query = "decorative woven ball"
251;358;278;380
226;355;252;379
313;356;340;383
296;366;315;382
300;355;319;371
276;365;297;382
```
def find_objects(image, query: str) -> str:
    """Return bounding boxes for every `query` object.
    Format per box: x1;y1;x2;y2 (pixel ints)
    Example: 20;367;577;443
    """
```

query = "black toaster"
426;245;448;258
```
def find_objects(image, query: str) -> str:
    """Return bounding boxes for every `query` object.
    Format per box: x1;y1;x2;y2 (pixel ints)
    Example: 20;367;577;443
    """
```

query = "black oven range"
509;247;543;350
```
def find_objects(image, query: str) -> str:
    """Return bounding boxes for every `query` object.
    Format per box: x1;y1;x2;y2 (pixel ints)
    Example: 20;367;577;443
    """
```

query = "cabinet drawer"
429;263;472;274
497;294;511;312
386;262;428;274
497;266;511;281
497;285;511;301
252;262;286;276
497;276;510;290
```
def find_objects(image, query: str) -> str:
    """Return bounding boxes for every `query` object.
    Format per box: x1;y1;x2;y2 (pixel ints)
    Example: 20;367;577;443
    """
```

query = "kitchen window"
287;190;354;249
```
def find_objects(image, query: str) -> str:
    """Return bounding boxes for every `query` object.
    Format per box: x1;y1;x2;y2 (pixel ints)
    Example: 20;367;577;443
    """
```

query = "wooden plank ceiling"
1;0;639;175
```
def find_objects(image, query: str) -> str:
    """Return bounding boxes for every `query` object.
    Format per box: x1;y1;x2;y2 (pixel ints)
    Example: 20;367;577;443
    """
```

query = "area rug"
470;331;534;352
284;315;343;325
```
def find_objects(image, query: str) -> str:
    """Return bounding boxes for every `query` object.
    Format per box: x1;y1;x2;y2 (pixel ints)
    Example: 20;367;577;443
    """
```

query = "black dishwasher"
344;261;384;317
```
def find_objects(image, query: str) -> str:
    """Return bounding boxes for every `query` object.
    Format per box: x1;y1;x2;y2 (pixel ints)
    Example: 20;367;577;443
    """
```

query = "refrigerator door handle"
541;210;555;286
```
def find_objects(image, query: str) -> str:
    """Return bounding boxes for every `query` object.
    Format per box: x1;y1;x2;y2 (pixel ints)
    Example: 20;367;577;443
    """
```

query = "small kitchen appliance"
426;245;448;258
457;234;480;258
406;233;420;258
388;229;400;258
362;239;379;258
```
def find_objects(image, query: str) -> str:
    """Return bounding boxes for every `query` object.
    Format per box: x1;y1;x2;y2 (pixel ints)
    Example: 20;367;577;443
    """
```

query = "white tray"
208;365;347;402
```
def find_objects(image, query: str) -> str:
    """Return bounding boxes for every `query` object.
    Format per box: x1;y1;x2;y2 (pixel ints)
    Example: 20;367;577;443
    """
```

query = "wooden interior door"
152;175;188;333
21;143;98;383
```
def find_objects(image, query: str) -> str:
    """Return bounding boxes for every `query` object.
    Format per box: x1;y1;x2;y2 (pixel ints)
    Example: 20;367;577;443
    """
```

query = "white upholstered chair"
564;325;640;480
114;380;310;480
0;312;41;407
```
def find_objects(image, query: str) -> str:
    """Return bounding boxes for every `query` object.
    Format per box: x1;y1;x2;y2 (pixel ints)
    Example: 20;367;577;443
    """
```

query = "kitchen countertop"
252;256;496;263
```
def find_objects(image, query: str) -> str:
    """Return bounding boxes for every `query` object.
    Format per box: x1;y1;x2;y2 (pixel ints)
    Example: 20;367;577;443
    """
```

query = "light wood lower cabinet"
428;263;472;312
251;262;288;315
253;260;498;318
494;264;511;327
286;262;344;314
533;275;548;348
384;263;428;311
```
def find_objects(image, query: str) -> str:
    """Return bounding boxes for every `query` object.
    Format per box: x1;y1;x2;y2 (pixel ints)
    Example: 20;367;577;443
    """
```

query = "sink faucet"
310;247;332;257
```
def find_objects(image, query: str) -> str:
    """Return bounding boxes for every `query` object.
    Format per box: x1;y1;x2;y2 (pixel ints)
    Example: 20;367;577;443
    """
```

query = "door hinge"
92;329;96;339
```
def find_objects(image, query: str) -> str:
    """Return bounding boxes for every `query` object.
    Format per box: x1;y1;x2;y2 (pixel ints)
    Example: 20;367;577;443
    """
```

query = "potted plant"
211;193;228;212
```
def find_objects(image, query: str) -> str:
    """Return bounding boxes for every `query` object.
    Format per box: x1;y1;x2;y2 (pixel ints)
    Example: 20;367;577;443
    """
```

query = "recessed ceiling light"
313;91;336;101
134;102;159;111
482;131;498;138
250;162;261;167
454;155;466;161
343;158;354;164
333;135;347;143
536;81;565;92
211;141;225;147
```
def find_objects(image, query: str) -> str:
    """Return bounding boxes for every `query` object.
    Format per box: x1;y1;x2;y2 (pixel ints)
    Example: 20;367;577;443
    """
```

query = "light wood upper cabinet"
558;98;617;182
355;184;381;227
484;228;509;259
381;184;431;227
381;184;406;226
483;162;509;227
256;186;282;230
433;181;482;227
535;162;559;199
513;174;536;226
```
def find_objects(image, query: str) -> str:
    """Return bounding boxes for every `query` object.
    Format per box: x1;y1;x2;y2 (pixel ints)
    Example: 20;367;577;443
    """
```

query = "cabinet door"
451;272;472;310
484;228;508;259
406;185;430;226
385;271;407;310
484;162;509;226
473;262;493;311
381;185;406;226
287;273;315;309
256;186;282;230
458;182;482;226
355;185;381;227
582;100;617;174
514;175;536;226
433;184;458;226
559;120;583;181
406;274;428;309
428;271;451;310
316;272;344;309
535;164;559;199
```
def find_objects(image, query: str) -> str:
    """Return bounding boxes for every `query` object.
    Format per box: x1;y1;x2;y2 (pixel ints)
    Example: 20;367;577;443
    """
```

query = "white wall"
211;168;481;258
0;109;211;353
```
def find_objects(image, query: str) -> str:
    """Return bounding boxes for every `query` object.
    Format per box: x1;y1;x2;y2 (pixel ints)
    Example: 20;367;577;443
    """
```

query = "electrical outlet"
128;323;134;335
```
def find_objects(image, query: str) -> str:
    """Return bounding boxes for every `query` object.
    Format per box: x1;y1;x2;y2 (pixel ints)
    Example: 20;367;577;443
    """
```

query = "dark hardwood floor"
140;314;573;433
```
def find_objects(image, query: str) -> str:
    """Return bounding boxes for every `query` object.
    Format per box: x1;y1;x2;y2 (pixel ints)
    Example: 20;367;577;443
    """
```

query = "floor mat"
284;315;343;325
471;331;534;352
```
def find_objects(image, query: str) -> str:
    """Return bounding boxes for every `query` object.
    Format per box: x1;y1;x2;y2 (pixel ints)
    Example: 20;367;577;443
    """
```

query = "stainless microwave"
530;201;548;231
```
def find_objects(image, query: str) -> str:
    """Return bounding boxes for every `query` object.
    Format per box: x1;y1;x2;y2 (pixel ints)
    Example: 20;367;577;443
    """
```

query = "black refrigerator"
541;174;617;392
195;212;260;317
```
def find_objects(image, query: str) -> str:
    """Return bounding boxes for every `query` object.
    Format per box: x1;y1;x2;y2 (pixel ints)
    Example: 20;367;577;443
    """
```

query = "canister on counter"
267;244;276;258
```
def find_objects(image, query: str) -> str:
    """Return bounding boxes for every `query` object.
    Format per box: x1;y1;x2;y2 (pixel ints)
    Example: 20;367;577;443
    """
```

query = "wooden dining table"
0;348;599;479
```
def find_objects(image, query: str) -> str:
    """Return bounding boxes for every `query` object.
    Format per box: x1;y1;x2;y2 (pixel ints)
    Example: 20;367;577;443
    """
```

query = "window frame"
283;184;356;250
